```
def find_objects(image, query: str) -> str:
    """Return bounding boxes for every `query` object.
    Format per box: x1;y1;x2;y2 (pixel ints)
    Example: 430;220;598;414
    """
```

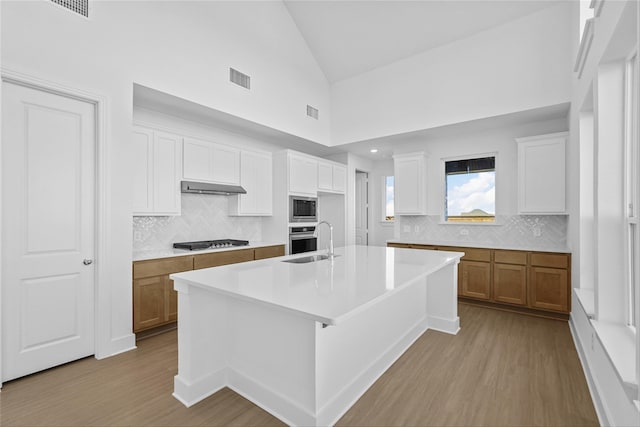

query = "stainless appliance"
289;226;317;255
173;239;249;250
181;181;246;196
289;195;318;223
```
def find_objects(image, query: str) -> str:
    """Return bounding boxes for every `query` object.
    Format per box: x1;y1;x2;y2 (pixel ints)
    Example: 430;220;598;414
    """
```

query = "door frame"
0;68;111;387
355;170;369;245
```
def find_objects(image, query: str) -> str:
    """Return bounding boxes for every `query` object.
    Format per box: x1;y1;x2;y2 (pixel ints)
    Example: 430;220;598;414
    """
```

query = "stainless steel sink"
282;254;340;264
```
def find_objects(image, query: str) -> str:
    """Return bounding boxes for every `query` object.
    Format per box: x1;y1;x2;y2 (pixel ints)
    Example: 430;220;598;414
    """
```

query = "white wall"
330;2;573;145
0;0;329;361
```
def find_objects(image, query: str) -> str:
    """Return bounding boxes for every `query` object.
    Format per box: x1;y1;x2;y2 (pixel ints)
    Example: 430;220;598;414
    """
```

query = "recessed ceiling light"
370;148;378;153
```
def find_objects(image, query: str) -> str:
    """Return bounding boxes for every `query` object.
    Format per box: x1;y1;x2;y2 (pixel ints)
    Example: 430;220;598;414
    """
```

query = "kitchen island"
170;245;463;426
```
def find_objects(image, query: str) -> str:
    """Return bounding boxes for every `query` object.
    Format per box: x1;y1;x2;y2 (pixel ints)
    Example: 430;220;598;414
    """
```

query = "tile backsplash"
397;215;567;251
133;194;262;252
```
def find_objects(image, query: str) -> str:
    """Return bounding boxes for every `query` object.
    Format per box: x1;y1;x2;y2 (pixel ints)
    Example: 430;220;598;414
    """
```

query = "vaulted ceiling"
283;0;559;83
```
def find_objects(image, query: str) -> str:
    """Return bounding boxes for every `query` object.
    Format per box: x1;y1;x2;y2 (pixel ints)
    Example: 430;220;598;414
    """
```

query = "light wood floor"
0;304;598;427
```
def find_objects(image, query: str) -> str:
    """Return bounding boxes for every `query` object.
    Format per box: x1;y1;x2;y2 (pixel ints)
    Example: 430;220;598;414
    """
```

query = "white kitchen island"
170;245;463;426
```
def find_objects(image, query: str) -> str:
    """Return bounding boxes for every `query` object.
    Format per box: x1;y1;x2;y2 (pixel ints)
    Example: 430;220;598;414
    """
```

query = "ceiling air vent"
230;68;251;90
307;105;319;120
51;0;89;17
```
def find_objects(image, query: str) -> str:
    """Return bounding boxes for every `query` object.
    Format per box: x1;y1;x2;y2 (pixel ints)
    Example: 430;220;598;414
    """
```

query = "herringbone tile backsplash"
133;194;261;252
396;215;567;251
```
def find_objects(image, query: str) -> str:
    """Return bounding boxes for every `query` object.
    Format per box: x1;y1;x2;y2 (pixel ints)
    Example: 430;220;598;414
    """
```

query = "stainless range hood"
181;181;246;195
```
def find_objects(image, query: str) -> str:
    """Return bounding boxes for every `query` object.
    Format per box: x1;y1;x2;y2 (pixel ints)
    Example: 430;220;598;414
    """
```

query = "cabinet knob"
83;259;93;265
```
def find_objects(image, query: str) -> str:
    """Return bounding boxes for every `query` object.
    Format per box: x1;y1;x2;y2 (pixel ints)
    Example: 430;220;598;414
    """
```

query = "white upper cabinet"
393;152;427;215
318;160;347;194
516;132;567;214
289;153;318;195
229;150;273;216
132;126;182;216
183;137;240;185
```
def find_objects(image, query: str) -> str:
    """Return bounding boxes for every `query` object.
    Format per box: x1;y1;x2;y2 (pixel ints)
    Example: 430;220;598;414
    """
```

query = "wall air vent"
307;105;319;120
51;0;89;17
230;68;251;90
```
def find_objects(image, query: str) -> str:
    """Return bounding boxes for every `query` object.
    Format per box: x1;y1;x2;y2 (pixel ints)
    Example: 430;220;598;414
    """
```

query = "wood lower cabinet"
387;243;571;317
493;250;527;306
529;252;570;312
460;261;491;300
193;248;255;269
493;263;527;306
133;256;193;332
255;245;286;260
133;245;285;333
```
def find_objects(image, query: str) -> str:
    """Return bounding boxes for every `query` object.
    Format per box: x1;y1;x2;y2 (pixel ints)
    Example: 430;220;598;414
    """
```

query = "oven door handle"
290;234;316;240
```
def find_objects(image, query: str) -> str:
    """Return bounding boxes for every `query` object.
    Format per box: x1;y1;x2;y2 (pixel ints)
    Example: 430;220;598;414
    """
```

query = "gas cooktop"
173;239;250;251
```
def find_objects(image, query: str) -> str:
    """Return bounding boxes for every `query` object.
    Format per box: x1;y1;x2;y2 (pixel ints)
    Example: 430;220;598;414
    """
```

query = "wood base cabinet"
387;243;570;317
460;261;491;300
133;245;286;333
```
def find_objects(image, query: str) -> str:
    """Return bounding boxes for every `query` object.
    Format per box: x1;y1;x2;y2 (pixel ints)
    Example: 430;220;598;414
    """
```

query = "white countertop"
386;238;570;253
132;241;286;262
170;245;463;326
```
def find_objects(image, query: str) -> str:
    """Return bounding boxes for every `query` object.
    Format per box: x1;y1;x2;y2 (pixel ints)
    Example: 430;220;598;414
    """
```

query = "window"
445;156;495;223
624;52;639;330
383;176;394;221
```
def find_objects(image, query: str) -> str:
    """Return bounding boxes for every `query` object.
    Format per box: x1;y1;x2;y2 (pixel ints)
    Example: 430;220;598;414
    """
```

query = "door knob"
83;259;93;265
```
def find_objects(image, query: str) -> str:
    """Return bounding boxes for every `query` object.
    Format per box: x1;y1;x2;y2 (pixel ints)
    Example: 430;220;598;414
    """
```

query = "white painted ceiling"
283;0;558;83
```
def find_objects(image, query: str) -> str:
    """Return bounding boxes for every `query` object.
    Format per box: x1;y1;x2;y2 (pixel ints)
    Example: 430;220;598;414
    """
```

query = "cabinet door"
233;151;272;216
289;155;318;195
132;128;153;213
133;276;166;332
211;144;240;185
529;266;569;312
332;165;347;193
318;162;333;191
460;260;491;300
517;134;566;214
394;154;426;215
493;263;527;306
153;131;181;215
183;138;212;182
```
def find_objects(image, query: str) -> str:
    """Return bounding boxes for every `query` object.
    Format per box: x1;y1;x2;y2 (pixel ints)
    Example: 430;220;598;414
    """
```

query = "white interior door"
1;81;96;382
355;171;368;245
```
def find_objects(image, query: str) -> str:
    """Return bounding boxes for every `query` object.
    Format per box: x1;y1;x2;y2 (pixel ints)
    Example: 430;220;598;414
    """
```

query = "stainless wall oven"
289;196;318;223
289;226;317;255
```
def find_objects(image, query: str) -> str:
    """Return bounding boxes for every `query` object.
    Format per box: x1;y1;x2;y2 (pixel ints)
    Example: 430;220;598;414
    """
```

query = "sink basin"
282;254;340;264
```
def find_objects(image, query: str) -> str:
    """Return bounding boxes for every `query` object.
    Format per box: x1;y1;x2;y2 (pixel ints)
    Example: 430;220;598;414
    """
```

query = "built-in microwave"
289;196;318;223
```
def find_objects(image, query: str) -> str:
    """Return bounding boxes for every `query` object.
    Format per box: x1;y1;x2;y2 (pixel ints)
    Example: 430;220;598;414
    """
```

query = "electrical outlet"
403;225;410;233
414;225;420;232
533;227;541;237
459;229;469;236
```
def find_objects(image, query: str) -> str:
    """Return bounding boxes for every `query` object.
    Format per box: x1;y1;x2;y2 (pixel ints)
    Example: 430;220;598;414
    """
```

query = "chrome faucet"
314;220;334;258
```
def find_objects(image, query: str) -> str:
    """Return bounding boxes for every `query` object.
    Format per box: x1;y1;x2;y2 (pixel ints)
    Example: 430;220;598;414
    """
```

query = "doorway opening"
355;170;369;245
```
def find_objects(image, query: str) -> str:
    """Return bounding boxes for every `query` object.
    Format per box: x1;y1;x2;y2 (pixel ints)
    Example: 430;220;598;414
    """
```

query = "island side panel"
315;280;429;427
173;282;230;407
225;297;319;426
425;260;460;334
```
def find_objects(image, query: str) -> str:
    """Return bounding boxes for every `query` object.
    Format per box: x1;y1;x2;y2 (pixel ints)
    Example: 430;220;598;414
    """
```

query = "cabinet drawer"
133;256;193;280
387;243;411;248
494;250;527;265
409;244;438;250
441;247;490;262
254;245;285;260
193;248;255;269
530;253;569;269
